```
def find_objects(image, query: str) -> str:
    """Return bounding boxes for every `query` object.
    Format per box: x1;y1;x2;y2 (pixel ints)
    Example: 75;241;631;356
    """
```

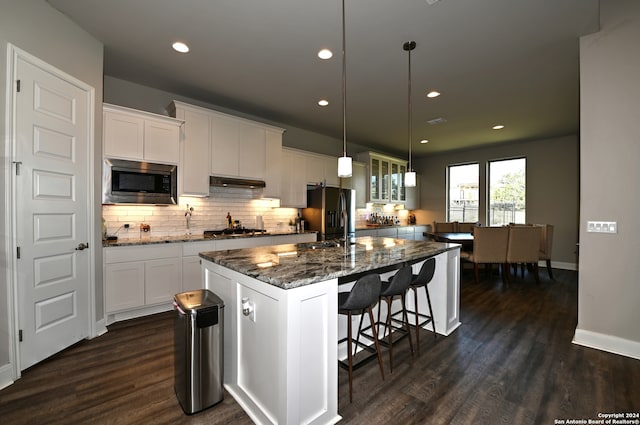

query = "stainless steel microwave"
102;159;177;205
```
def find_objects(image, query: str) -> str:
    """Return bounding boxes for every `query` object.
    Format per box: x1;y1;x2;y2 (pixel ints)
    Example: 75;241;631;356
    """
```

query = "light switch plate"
587;221;617;233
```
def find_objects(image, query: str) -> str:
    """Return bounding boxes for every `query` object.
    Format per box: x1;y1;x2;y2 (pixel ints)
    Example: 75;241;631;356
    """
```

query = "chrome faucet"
185;204;194;234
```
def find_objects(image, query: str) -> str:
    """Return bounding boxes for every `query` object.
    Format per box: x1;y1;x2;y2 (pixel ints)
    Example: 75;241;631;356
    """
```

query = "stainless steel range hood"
209;176;266;189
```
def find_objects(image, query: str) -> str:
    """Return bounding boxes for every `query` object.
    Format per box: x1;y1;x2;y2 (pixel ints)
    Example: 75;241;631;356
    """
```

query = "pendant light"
404;41;417;187
337;0;352;178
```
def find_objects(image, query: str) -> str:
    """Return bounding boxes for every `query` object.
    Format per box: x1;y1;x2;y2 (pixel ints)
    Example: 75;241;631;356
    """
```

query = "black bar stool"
377;265;414;372
337;274;385;402
408;258;436;353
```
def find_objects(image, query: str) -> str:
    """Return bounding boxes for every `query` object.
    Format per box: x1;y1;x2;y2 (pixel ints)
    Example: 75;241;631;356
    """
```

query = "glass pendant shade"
405;170;416;187
338;155;352;178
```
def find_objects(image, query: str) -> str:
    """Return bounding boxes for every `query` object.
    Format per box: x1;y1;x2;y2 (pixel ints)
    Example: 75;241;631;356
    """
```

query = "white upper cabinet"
264;130;282;199
342;161;367;208
357;152;408;204
170;102;211;196
103;103;181;164
210;115;240;176
170;101;285;197
303;150;340;187
238;124;266;179
210;113;281;180
280;148;307;208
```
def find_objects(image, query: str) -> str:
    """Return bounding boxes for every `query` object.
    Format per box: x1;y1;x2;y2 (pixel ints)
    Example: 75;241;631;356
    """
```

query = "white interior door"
14;54;91;370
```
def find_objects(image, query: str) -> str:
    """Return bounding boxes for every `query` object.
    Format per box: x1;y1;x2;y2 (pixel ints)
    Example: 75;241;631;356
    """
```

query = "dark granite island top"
199;236;460;290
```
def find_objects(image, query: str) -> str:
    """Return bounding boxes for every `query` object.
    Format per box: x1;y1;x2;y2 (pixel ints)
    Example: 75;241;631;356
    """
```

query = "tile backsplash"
103;187;409;240
103;187;300;240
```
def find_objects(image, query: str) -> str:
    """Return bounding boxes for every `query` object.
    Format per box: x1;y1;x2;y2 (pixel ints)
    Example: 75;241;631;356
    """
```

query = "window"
447;163;479;223
487;158;526;226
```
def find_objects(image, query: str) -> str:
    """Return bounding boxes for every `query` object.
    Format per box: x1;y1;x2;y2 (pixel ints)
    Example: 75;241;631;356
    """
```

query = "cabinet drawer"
356;229;377;237
397;227;411;235
377;227;397;237
105;244;182;264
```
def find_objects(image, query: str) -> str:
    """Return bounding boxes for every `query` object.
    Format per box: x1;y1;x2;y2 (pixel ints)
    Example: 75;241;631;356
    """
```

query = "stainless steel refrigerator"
302;187;355;241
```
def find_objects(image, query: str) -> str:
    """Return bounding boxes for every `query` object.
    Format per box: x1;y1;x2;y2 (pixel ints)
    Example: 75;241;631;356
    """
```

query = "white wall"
413;134;580;267
0;0;103;386
575;0;640;359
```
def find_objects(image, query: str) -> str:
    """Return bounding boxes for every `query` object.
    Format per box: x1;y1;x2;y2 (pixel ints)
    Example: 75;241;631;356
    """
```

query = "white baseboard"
93;318;108;338
106;303;173;325
573;328;640;360
0;363;16;391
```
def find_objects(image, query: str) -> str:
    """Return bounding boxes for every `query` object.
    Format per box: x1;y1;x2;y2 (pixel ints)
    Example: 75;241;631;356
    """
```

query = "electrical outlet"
587;221;617;234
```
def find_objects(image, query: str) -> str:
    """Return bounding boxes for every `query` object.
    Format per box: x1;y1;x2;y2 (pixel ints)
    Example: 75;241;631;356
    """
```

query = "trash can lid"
174;289;224;313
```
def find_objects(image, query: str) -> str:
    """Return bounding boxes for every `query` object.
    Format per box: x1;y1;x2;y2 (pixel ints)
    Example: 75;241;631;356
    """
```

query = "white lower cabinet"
182;241;216;291
105;262;145;312
376;227;397;237
104;244;182;317
144;257;182;305
356;225;429;240
104;234;318;323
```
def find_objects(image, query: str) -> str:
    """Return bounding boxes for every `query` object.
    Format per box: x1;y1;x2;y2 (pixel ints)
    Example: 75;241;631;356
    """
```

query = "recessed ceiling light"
420;139;429;144
492;125;505;130
172;42;189;53
318;99;329;106
426;91;440;98
318;49;333;59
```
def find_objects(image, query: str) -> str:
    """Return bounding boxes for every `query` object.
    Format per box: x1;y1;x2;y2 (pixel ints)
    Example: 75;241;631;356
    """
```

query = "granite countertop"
103;230;318;247
200;236;460;290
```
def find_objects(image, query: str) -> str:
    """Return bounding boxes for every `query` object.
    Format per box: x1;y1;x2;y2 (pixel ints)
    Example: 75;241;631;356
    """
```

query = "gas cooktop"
203;229;268;238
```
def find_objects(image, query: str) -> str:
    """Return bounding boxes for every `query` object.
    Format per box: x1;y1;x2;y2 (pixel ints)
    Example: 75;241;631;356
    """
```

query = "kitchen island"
200;236;461;425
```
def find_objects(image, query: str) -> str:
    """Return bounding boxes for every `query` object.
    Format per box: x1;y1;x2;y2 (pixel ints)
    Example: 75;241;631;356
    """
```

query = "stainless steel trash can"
174;289;224;415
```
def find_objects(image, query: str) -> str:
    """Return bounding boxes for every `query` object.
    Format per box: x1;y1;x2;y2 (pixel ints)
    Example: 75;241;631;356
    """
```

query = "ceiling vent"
427;117;447;125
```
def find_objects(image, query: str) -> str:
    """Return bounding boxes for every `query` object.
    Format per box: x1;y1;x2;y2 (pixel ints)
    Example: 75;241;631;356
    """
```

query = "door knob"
75;243;89;251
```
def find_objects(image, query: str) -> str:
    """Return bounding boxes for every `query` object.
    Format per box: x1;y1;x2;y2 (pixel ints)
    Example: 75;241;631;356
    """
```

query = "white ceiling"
47;0;599;158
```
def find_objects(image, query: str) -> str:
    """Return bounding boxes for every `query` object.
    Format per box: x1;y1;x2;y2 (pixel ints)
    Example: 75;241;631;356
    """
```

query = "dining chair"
506;225;542;284
460;226;509;285
456;222;477;233
536;224;554;279
433;221;457;233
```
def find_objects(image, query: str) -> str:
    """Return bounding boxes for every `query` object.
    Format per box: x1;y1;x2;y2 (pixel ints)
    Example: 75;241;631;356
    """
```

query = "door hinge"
19;330;23;342
13;161;22;175
17;246;21;259
16;79;21;93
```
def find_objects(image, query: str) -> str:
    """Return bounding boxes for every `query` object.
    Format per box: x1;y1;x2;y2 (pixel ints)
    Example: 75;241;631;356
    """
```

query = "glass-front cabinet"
381;159;389;201
358;152;407;203
370;157;380;200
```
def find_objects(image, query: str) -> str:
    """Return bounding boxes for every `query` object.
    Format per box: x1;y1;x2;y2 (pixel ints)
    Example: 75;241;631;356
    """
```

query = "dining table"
424;232;474;249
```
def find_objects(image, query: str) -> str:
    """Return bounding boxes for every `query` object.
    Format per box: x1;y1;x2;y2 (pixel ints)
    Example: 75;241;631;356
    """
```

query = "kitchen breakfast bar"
200;236;461;425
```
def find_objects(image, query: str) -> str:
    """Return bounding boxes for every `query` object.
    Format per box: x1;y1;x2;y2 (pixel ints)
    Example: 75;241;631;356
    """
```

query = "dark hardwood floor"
1;268;638;424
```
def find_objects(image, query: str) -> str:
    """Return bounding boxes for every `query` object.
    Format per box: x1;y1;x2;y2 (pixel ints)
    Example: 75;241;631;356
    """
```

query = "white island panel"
204;262;340;425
